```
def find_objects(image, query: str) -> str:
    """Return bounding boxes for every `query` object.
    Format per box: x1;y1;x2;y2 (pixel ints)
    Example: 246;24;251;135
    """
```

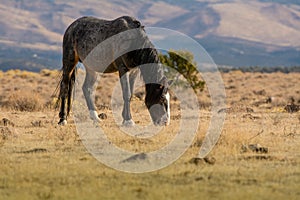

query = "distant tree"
159;50;205;93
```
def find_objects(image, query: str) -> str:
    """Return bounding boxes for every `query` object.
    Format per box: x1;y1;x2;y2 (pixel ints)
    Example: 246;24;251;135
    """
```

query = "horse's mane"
125;34;167;107
126;34;164;85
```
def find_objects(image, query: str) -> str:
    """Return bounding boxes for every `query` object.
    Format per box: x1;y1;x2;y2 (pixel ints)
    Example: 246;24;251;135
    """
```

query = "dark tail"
57;66;77;121
67;67;76;116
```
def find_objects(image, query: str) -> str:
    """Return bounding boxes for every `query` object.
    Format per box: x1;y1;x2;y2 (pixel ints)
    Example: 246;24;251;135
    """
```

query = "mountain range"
0;0;300;71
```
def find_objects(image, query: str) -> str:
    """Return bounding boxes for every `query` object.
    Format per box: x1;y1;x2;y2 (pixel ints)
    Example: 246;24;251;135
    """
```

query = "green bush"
159;50;205;93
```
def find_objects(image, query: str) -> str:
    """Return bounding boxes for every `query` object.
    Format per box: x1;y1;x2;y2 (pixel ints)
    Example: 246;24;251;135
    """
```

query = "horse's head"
145;77;171;126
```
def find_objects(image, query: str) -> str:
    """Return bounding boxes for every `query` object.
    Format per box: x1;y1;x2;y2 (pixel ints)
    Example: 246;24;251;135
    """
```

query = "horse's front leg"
119;69;135;126
82;68;101;123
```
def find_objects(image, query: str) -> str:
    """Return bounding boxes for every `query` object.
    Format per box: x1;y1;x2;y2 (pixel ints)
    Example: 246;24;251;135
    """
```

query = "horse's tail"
67;67;76;116
56;64;77;120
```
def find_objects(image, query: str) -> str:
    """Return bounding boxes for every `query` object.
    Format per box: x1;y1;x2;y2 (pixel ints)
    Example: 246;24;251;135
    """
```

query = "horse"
58;16;171;126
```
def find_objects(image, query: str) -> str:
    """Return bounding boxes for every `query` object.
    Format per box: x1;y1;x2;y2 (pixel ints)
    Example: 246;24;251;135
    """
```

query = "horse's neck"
138;41;164;84
140;62;164;85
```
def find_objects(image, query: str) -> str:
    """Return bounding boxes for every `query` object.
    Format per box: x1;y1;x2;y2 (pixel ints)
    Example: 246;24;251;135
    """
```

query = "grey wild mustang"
58;16;171;126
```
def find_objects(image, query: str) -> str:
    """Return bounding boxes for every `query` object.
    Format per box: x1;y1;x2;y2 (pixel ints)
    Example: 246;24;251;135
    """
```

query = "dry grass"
0;70;299;199
0;69;60;112
4;91;43;111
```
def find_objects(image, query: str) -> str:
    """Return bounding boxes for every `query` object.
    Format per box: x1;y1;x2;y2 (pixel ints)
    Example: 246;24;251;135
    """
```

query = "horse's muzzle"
154;115;169;126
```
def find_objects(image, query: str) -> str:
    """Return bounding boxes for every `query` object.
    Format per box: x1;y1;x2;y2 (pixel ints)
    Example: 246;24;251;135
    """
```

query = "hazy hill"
0;0;300;71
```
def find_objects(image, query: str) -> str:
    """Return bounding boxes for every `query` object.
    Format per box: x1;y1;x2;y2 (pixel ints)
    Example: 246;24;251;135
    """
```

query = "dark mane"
125;39;166;107
125;36;164;83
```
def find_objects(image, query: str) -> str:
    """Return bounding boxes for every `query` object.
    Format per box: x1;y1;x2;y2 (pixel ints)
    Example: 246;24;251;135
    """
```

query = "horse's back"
63;16;141;48
63;16;142;69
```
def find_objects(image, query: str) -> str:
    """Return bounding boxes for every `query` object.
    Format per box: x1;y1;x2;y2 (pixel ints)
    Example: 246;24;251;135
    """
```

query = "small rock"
242;114;260;120
246;107;254;112
242;155;273;161
253;89;266;96
284;104;299;113
98;113;107;119
189;156;216;165
265;97;273;104
97;104;109;110
241;144;268;154
18;148;48;154
0;127;12;140
1;118;15;127
189;157;204;165
31;120;42;127
195;177;204;181
203;156;216;165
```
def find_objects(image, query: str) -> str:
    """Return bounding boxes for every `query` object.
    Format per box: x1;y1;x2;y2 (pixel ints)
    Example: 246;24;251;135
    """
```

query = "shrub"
159;50;205;93
5;91;43;111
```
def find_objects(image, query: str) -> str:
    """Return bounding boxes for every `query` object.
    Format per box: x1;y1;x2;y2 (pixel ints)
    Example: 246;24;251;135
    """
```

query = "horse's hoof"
58;119;67;126
89;110;101;123
122;119;135;127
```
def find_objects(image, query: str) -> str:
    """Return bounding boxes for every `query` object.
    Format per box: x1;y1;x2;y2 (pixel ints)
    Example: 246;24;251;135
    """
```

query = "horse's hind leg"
82;68;101;123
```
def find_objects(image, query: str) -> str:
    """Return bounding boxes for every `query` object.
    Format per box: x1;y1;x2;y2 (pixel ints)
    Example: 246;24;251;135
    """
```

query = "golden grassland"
0;69;299;200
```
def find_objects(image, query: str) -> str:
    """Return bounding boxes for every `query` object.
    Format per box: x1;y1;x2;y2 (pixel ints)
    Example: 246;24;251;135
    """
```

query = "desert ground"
0;69;299;199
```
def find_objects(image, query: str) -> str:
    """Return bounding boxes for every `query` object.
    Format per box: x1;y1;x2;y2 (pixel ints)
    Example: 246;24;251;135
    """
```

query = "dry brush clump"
4;91;45;111
0;69;60;111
